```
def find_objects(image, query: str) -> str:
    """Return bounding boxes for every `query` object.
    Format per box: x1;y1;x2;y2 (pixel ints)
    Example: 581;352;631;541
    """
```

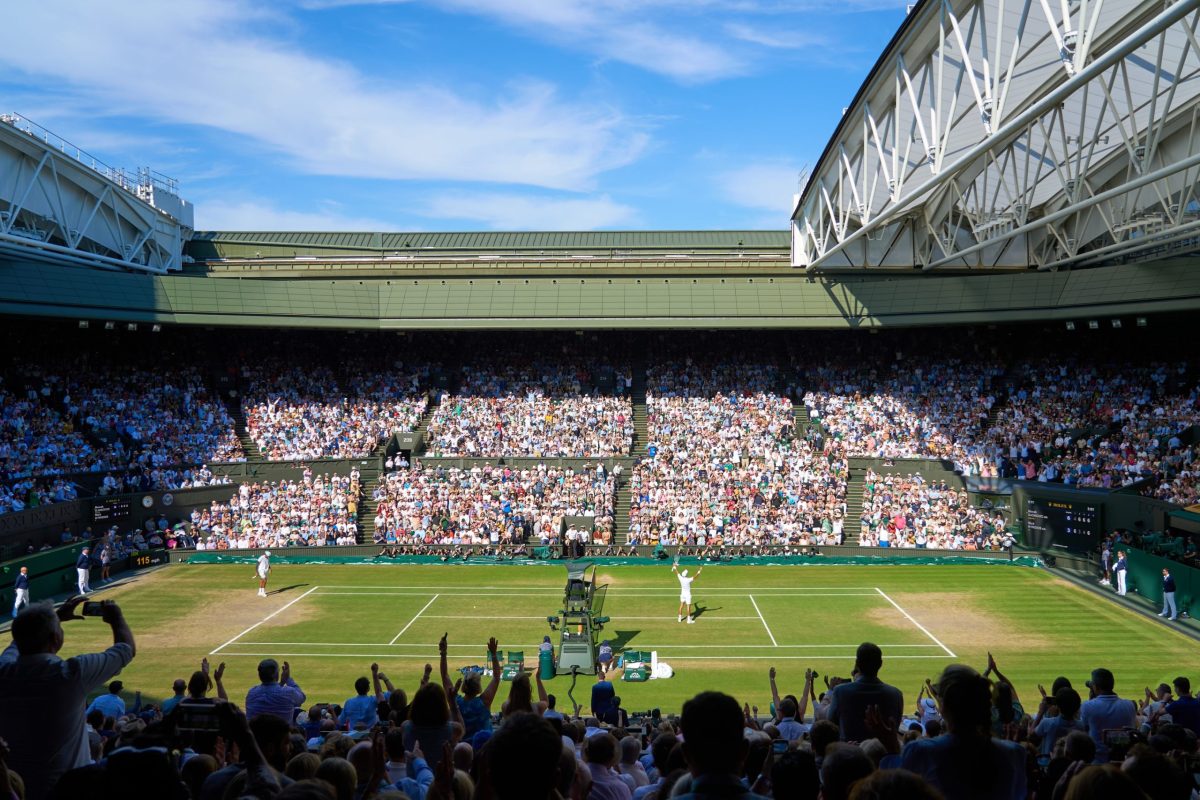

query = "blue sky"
1;0;910;232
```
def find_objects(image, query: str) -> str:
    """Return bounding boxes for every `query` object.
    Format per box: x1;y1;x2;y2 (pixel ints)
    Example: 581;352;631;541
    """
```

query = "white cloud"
421;192;637;229
195;199;395;231
0;1;646;191
724;23;827;49
718;162;806;213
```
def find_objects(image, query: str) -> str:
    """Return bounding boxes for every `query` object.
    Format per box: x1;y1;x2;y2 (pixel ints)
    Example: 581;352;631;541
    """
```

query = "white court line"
748;595;778;647
389;595;440;645
311;591;879;597
874;588;956;658
225;641;946;649
418;615;761;620
314;584;882;590
206;652;953;661
210;585;322;656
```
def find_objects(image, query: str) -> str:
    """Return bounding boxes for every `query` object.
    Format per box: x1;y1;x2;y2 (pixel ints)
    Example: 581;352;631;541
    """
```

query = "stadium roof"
190;230;790;255
791;0;1200;271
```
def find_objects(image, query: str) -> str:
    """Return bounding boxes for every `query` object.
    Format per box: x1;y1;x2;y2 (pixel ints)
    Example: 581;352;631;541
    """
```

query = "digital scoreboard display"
1025;496;1102;552
92;497;132;523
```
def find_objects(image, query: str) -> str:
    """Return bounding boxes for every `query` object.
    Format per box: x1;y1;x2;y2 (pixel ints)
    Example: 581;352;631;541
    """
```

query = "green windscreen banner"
1125;547;1194;615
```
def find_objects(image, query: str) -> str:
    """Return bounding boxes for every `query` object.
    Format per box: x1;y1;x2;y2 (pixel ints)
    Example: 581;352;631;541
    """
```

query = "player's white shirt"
257;554;271;578
677;573;694;601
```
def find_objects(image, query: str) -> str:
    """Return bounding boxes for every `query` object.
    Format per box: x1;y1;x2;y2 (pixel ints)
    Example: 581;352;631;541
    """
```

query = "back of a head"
286;752;322;781
772;749;820;800
586;732;617;766
1122;744;1190;800
486;712;561;799
12;602;59;655
620;736;641;765
384;728;407;762
810;720;840;757
276;779;337;800
347;742;373;782
651;732;678;772
187;670;212;699
249;713;292;757
180;753;218;798
314;757;357;800
354;676;370;696
856;643;883;677
820;743;875;800
1062;765;1148;800
780;697;799;718
680;691;745;776
258;658;279;684
1174;676;1191;695
1090;668;1116;694
1056;688;1082;719
848;768;943;800
410;682;450;726
936;665;992;736
1063;730;1097;764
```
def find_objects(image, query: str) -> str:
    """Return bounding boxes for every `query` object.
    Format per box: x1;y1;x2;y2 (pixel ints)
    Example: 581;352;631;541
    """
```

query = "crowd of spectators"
242;359;430;461
187;469;361;550
427;355;633;458
9;602;1200;800
857;470;1011;550
371;462;616;546
629;361;848;548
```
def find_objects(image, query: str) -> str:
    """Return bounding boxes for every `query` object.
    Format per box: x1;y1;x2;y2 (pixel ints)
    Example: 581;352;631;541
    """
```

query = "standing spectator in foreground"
11;567;28;618
1080;667;1136;763
484;712;563;799
0;597;135;800
827;643;904;742
585;732;633;800
899;664;1026;799
342;676;379;730
76;547;91;595
1160;568;1178;620
1165;677;1200;736
245;658;306;723
675;691;770;799
1114;550;1128;596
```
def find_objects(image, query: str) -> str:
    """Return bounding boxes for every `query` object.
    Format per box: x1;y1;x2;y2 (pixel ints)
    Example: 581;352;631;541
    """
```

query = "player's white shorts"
680;593;692;604
257;569;269;580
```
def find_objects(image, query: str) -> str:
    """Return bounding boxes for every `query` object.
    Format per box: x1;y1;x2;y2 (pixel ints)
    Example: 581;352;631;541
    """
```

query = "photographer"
0;596;135;800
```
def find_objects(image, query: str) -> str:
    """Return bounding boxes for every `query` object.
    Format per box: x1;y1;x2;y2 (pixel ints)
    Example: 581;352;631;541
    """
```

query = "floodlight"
1136;317;1148;327
1065;321;1075;331
78;320;88;329
1111;319;1121;329
104;321;115;330
126;323;137;331
1087;320;1099;330
151;324;162;332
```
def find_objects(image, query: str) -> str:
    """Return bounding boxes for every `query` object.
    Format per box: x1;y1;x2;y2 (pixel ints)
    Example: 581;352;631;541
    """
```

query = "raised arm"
769;667;784;722
438;633;453;695
481;637;502;707
214;662;228;701
372;662;385;703
986;653;1019;701
797;669;815;722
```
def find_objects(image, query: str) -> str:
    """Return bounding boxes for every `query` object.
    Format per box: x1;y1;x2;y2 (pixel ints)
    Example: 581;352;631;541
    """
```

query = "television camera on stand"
545;561;609;676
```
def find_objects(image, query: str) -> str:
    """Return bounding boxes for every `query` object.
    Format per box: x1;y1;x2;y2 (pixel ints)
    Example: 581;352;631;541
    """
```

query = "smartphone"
81;601;105;617
177;701;221;732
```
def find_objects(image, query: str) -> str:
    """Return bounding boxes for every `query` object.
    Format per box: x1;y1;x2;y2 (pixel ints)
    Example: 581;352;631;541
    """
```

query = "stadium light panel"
1065;321;1076;330
104;321;115;330
1111;319;1121;329
1137;317;1148;327
151;324;162;332
1088;320;1099;330
126;323;137;331
78;320;88;329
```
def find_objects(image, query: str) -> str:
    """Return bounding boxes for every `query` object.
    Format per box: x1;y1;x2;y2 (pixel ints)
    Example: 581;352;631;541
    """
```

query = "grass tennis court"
59;563;1198;714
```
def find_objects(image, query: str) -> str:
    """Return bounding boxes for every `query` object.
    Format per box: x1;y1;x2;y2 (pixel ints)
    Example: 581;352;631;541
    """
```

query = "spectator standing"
0;597;135;800
585;733;633;800
1030;688;1084;757
10;567;28;618
75;548;91;595
245;659;306;723
1165;677;1200;736
674;691;770;799
1160;568;1178;620
1114;550;1128;596
85;680;126;718
827;643;904;742
342;676;379;730
1079;668;1137;763
899;664;1026;800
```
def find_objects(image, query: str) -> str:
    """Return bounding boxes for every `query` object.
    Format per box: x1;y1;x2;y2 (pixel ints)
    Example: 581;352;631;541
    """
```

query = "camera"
82;601;105;617
772;739;789;754
176;701;221;732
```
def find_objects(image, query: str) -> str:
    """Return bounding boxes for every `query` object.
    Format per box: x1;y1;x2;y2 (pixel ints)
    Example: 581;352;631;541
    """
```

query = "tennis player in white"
256;551;271;597
672;562;702;623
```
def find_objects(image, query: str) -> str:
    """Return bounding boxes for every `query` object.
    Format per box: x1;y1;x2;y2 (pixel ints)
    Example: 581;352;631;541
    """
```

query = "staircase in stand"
222;396;263;462
411;393;441;457
842;468;865;546
356;473;381;545
794;403;812;436
612;471;632;545
630;361;648;455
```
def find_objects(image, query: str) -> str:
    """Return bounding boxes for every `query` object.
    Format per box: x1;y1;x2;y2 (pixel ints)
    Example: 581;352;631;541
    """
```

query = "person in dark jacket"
1159;568;1177;620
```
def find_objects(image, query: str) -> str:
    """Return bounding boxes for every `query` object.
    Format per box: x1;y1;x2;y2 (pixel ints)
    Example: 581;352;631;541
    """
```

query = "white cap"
681;569;688;577
264;551;271;557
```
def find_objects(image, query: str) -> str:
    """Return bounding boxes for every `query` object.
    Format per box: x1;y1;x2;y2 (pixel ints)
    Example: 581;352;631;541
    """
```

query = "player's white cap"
681;569;688;576
264;551;271;557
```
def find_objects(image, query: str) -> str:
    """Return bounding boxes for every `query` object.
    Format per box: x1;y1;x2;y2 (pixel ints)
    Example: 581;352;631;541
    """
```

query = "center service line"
748;595;778;647
210;585;322;655
389;594;440;645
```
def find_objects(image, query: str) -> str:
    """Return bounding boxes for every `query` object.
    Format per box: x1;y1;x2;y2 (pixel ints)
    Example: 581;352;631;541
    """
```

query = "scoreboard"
1025;496;1102;552
92;497;132;524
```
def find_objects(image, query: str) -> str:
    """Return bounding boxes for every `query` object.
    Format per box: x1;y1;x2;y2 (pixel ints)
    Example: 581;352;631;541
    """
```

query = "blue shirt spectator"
86;680;126;719
343;677;379;729
1079;669;1136;763
245;658;305;723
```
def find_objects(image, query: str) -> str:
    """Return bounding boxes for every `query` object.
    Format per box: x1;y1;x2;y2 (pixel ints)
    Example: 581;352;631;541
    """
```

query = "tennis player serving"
672;560;702;624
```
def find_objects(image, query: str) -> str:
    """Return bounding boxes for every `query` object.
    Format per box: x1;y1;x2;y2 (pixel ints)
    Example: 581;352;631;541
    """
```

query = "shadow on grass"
268;583;309;596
